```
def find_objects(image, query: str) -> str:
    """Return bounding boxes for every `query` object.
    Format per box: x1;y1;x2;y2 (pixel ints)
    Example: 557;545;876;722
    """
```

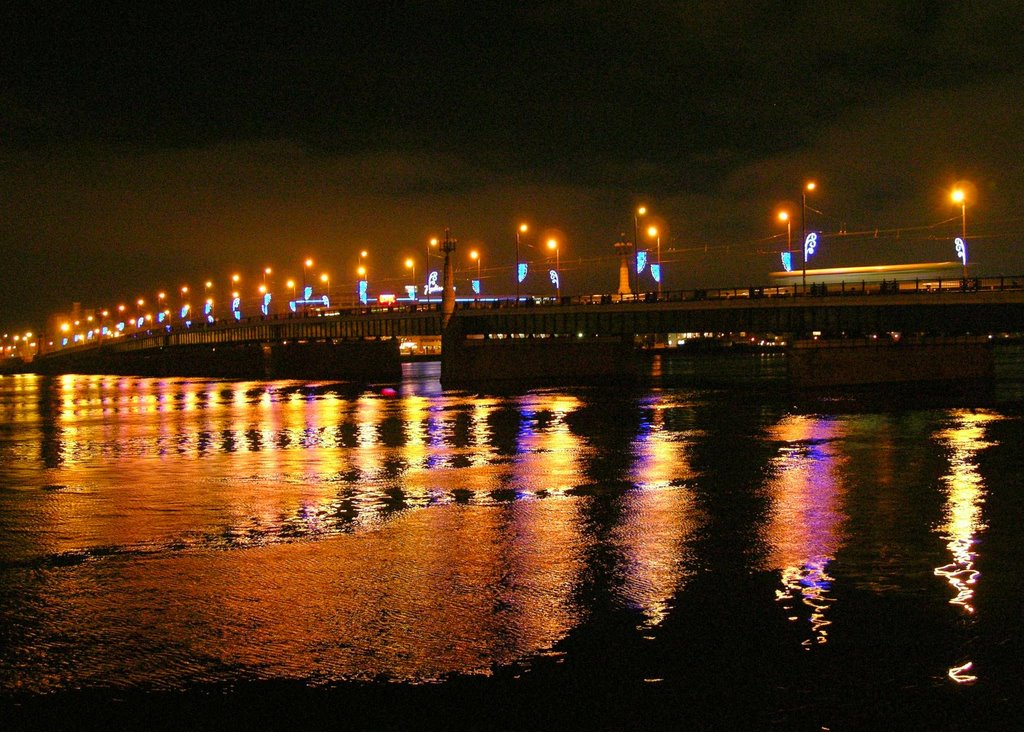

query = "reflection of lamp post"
952;187;968;279
647;225;661;296
801;182;816;290
547;238;560;299
633;205;647;296
515;223;528;302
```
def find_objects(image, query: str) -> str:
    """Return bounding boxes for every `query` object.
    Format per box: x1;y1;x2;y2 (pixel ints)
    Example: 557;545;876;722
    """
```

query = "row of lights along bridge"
50;186;975;342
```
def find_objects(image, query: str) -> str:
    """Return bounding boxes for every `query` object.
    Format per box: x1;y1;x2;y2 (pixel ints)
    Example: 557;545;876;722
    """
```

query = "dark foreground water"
2;355;1024;729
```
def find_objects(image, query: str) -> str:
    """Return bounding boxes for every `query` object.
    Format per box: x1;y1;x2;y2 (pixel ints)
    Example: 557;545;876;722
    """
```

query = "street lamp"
515;223;528;302
405;258;416;299
469;249;481;296
547;238;560;299
357;265;367;304
778;211;791;273
303;258;313;290
952;187;968;279
286;279;296;301
320;273;330;300
426;237;439;305
647;225;661;296
633;205;647;296
263;267;272;286
801;182;817;290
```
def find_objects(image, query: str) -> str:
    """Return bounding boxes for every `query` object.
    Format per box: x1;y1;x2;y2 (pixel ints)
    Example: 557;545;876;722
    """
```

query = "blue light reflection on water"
0;364;1022;722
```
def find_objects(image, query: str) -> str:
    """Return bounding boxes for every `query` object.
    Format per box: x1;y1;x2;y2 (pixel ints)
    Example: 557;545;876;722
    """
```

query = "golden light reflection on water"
0;375;703;690
765;415;848;647
933;409;1000;684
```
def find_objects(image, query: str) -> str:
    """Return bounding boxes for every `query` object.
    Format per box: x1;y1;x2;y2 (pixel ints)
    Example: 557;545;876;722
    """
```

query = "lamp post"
469;249;481;296
405;258;416;300
633;205;647;297
426;237;439;305
286;279;296;301
515;223;528;302
801;182;816;290
303;258;313;292
647;225;661;297
357;265;367;305
547;238;560;299
952;187;968;279
320;273;330;301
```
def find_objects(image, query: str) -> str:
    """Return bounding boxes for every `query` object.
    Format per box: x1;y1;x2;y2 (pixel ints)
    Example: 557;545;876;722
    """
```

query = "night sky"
3;2;1023;332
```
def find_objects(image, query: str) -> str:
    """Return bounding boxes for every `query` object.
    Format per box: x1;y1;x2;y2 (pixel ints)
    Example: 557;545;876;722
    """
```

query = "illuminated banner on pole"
426;271;442;294
549;270;559;289
358;279;368;305
231;296;241;321
650;264;661;283
804;232;819;260
180;305;190;319
637;250;648;274
781;251;793;272
204;301;214;323
405;285;417;299
955;237;968;266
517;263;528;283
471;279;480;294
261;293;272;316
289;287;330;312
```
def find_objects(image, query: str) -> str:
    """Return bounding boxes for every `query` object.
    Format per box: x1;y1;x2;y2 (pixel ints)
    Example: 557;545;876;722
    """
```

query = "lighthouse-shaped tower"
615;239;632;297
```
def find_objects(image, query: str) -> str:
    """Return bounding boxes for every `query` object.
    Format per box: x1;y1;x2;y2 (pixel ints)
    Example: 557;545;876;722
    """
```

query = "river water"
2;355;1023;728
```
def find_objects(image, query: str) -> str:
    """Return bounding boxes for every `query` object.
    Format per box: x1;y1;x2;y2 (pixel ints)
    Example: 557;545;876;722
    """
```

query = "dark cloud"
2;2;1023;329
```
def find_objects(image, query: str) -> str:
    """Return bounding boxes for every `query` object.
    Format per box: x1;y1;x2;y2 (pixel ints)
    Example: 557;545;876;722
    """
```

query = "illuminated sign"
405;285;417;299
136;317;145;329
180;305;190;319
517;263;528;283
426;271;442;294
637;250;648;274
955;237;968;266
359;279;368;305
781;251;793;272
204;301;214;323
378;293;396;305
231;296;241;321
471;279;480;294
650;264;661;283
157;312;166;324
549;269;560;289
62;338;68;346
261;293;272;316
804;232;818;260
116;322;125;332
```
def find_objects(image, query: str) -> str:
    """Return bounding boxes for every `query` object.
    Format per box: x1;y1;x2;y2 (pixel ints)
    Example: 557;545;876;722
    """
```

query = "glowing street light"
303;258;313;290
633;205;647;296
952;187;969;279
286;279;296;300
404;257;416;299
647;225;661;296
547;238;560;299
515;223;528;302
469;249;481;295
801;181;817;290
426;237;439;305
263;267;272;285
320;272;330;300
777;210;791;246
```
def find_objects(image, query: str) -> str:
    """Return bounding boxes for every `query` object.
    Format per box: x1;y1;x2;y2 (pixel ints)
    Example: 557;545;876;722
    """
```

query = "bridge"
32;273;1024;386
